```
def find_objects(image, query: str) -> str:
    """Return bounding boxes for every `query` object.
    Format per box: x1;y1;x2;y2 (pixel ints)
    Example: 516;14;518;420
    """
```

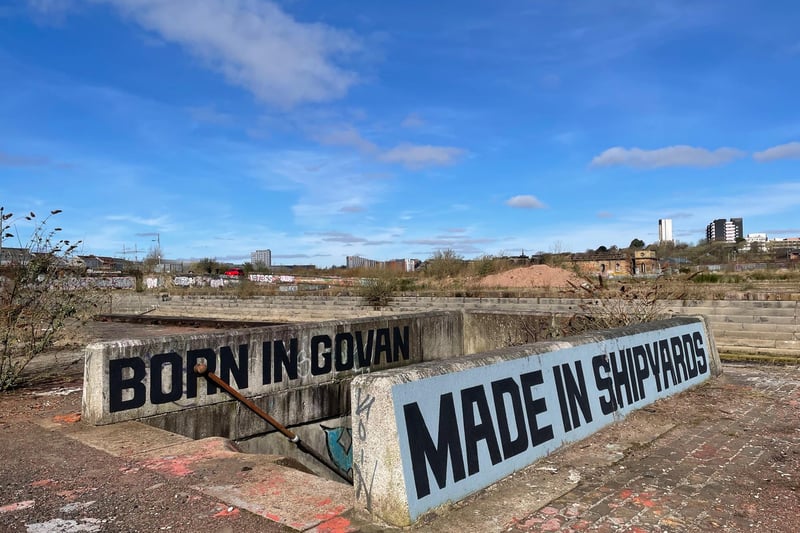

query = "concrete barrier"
350;316;721;526
82;311;461;439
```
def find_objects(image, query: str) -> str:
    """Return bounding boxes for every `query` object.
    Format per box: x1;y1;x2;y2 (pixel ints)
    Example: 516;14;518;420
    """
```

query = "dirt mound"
479;264;583;288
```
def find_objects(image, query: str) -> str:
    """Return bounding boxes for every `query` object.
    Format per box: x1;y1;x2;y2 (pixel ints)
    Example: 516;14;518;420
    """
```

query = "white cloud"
753;141;800;162
506;195;546;209
591;145;744;169
315;126;377;153
379;143;464;169
28;0;72;16
100;0;361;108
401;113;425;128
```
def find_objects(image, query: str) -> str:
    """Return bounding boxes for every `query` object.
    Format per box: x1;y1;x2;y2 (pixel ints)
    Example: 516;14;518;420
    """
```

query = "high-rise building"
251;249;272;267
706;218;743;243
658;219;673;243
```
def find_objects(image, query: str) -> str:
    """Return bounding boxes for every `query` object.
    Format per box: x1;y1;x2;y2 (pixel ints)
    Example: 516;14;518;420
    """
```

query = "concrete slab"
41;417;355;531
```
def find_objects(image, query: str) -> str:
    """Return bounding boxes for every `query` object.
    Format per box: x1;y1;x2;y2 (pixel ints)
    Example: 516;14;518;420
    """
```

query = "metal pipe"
193;363;353;484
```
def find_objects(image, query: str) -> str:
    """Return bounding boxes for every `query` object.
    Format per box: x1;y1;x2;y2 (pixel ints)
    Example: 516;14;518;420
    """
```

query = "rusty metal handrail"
193;363;353;484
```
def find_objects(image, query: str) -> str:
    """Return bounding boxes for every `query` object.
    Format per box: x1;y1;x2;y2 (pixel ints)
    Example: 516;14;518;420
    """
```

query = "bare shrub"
0;208;99;390
358;274;400;308
567;275;681;332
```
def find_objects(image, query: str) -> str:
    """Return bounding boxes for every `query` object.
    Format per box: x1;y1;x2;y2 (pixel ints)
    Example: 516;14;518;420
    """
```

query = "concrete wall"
350;316;721;526
130;294;800;358
82;311;461;441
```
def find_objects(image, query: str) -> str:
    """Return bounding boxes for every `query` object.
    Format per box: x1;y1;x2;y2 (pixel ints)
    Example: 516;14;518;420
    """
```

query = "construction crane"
116;244;141;262
135;232;162;270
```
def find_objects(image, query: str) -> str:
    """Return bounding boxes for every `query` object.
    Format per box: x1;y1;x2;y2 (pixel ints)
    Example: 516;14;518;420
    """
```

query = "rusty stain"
313;516;354;533
692;443;717;460
138;438;239;477
0;500;35;513
53;413;81;423
212;506;240;518
30;479;55;487
260;510;282;522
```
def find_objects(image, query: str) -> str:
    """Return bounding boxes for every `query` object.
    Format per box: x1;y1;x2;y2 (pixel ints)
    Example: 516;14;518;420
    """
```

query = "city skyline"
2;1;800;266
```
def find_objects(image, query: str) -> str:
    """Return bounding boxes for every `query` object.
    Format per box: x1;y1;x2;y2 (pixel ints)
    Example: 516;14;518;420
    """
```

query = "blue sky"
2;0;799;266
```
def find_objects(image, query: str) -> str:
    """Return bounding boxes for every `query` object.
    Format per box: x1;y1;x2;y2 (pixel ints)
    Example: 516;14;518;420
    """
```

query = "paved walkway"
1;363;798;532
498;364;800;532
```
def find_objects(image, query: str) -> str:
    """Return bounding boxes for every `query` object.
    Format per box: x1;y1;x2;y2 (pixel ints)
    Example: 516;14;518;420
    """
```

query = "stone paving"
504;364;800;532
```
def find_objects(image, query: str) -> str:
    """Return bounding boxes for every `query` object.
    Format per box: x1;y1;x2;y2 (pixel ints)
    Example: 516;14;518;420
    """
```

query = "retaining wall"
350;316;721;526
110;294;800;358
82;311;461;440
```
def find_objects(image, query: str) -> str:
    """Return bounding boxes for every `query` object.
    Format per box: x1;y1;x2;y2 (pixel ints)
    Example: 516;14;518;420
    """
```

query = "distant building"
770;237;800;251
347;255;381;269
658;219;673;243
706;218;743;243
570;250;660;277
0;246;32;266
346;255;418;272
251;249;272;268
744;233;768;252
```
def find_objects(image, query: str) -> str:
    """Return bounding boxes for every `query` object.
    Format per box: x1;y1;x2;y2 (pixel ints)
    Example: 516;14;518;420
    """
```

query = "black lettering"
592;354;616;415
220;344;248;389
552;365;572;432
644;342;663;392
311;335;332;376
393;326;410;361
150;352;183;404
266;338;299;384
693;331;708;374
631;345;650;401
670;336;688;384
461;385;502;475
660;339;677;388
109;357;146;412
609;351;634;409
561;361;593;430
334;332;355;371
520;370;553;446
186;348;216;397
355;330;374;368
490;378;528;460
374;328;391;364
682;334;698;378
404;395;466;499
625;348;640;402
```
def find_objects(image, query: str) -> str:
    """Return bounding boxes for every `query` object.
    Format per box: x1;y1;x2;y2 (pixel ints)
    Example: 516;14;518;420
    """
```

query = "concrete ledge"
350;316;720;527
82;311;461;432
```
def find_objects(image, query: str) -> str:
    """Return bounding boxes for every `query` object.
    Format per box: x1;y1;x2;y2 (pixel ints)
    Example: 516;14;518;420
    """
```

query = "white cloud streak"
753;141;800;162
591;145;744;169
379;143;464;169
99;0;361;108
506;195;545;209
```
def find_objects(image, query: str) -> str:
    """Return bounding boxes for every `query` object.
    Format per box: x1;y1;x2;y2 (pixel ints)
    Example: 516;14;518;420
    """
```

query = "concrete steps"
110;294;800;359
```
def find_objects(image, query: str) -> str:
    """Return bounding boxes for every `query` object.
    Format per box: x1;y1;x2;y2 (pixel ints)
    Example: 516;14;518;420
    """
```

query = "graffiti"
321;425;353;474
145;277;159;289
353;388;377;510
246;274;296;284
60;276;136;289
248;274;275;283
